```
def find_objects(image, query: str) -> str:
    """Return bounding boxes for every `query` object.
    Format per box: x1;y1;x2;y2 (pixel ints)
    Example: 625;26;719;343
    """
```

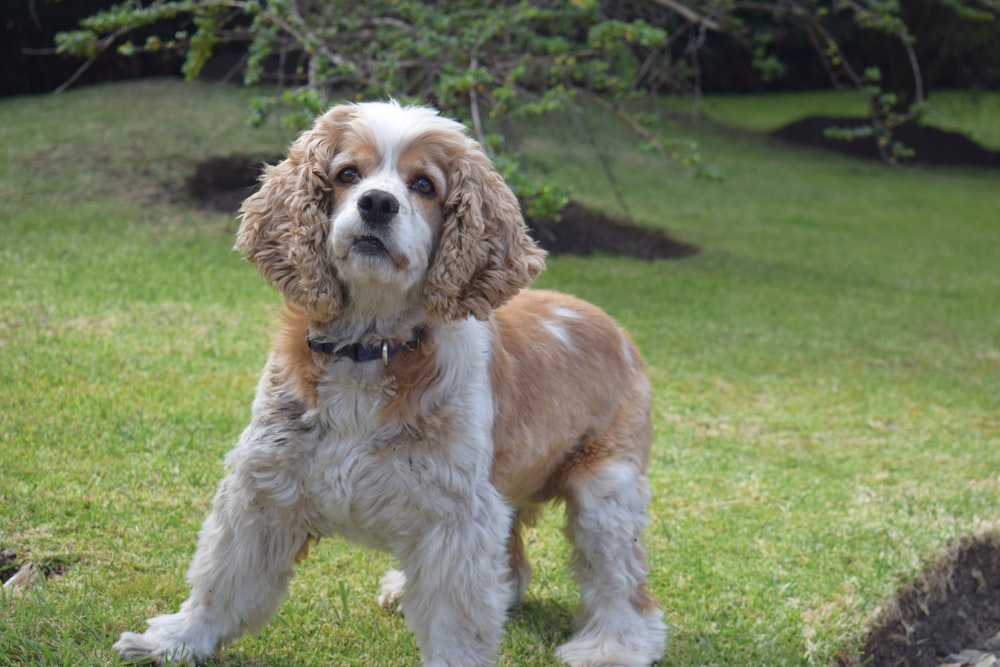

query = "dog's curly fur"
114;101;667;667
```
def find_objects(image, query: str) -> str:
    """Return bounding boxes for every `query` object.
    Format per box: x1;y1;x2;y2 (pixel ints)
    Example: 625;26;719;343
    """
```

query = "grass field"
696;88;1000;149
1;79;998;666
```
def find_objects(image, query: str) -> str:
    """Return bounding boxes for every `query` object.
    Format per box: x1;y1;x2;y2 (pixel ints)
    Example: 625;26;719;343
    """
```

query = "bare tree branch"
647;0;725;32
468;51;486;147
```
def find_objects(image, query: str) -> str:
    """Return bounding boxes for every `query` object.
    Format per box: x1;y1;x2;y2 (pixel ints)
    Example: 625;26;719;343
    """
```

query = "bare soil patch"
183;155;700;260
0;549;19;583
843;534;1000;667
528;201;699;259
1;549;68;587
772;116;1000;169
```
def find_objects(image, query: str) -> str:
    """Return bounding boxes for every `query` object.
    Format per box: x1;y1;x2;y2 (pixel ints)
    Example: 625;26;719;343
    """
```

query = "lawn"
695;88;1000;149
1;79;998;666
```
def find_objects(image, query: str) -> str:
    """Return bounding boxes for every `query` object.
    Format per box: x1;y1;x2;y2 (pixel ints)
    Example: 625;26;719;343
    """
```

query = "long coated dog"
115;101;667;667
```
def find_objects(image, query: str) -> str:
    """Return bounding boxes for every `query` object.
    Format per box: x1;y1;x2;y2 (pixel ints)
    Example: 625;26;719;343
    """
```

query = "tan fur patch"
295;535;317;564
329;140;381;186
379;332;444;439
632;584;660;615
273;305;326;409
488;291;652;503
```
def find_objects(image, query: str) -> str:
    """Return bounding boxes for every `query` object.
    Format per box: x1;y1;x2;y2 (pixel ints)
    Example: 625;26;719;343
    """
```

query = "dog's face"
237;102;546;327
327;105;449;293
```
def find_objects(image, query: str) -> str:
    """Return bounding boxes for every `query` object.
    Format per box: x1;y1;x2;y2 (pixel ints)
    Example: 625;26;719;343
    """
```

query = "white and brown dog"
114;101;666;667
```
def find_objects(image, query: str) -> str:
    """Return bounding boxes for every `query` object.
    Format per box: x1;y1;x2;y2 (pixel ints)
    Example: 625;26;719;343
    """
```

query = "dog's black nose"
358;190;399;226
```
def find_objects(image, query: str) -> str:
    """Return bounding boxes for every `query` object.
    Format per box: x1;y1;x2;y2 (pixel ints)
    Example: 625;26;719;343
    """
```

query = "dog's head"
237;101;546;327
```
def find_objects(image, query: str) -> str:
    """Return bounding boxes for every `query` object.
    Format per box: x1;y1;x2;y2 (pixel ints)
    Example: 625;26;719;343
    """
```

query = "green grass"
2;79;998;666
695;89;871;131
920;89;1000;149
695;87;1000;149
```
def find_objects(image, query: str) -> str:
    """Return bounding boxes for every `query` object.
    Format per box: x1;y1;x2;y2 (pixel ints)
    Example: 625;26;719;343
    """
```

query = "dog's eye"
336;167;360;185
411;175;435;196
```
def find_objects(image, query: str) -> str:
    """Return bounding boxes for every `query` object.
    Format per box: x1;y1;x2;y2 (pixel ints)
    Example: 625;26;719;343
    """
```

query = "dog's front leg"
395;486;515;667
114;464;309;665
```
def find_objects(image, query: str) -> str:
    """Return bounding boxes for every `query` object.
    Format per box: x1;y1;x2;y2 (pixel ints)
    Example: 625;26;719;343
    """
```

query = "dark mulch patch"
184;154;270;214
1;549;68;585
772;115;1000;169
0;549;19;584
528;201;699;259
840;534;1000;667
185;156;699;261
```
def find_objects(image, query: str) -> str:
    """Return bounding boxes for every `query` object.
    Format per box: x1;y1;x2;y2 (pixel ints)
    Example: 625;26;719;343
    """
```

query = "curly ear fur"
238;103;545;325
422;139;547;323
236;107;354;326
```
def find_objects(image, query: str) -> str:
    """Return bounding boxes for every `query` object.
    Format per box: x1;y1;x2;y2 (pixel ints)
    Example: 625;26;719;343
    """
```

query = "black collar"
306;329;424;364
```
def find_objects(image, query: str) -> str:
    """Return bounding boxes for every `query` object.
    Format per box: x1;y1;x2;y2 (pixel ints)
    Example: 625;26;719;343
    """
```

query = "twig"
571;101;633;223
468;52;486;147
54;28;124;93
647;0;725;32
576;88;666;155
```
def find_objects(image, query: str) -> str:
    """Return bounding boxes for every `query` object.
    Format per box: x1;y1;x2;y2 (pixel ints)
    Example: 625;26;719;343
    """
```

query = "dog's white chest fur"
233;318;496;551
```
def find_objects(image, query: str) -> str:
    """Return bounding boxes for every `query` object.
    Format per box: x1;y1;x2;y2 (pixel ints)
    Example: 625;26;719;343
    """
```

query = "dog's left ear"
423;140;547;322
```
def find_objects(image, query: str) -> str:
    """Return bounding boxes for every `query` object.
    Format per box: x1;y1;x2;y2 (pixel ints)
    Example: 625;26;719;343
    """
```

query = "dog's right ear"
236;106;355;326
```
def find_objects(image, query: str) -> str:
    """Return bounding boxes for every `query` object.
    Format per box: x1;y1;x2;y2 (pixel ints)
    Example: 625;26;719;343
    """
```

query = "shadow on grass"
507;597;576;647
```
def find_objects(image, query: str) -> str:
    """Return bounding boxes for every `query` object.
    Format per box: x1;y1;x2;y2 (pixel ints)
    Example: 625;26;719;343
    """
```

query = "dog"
114;101;667;667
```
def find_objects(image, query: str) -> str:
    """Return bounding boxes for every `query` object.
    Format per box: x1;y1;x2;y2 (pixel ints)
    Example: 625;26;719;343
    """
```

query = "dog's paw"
113;631;158;660
113;629;194;666
114;611;217;666
556;632;666;667
556;629;667;667
377;569;406;615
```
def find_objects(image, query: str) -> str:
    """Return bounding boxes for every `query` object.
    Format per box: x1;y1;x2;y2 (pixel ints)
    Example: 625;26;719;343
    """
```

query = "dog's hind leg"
114;468;309;666
378;568;407;614
556;459;668;667
507;507;539;609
